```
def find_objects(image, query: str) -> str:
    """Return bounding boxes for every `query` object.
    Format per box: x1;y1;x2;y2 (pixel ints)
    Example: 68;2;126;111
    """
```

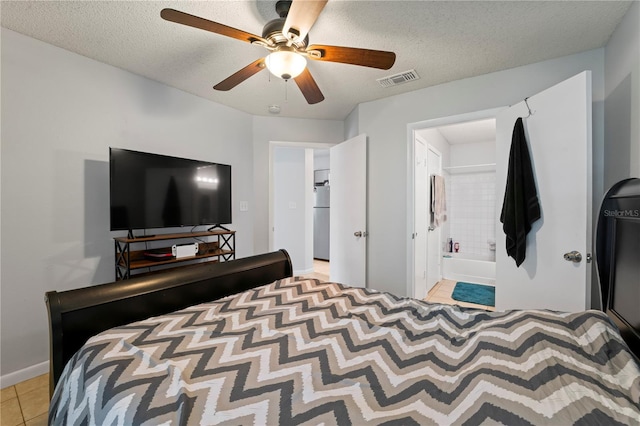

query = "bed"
47;225;640;423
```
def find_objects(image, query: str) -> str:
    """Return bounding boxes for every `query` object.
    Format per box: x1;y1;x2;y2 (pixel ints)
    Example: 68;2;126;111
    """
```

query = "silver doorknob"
354;231;362;237
564;251;582;263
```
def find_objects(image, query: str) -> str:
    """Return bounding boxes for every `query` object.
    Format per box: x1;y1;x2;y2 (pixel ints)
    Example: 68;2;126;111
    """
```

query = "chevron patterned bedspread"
49;277;640;425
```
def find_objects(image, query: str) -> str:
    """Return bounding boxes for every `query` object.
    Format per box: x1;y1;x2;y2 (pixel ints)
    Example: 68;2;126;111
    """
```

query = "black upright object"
595;178;640;361
45;249;293;396
595;178;636;309
500;117;541;266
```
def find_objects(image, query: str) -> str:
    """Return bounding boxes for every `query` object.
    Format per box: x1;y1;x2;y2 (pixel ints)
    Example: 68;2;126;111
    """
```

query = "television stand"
126;230;156;239
208;224;230;232
114;229;235;280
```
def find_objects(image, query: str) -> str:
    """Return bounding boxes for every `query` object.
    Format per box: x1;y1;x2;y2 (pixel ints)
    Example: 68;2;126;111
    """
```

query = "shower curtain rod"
442;163;496;173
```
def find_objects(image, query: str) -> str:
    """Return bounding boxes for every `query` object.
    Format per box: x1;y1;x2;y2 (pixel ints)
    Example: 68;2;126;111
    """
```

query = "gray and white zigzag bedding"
49;277;640;425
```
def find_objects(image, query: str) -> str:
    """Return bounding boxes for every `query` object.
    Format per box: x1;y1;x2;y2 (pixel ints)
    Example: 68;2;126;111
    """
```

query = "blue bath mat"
452;282;495;307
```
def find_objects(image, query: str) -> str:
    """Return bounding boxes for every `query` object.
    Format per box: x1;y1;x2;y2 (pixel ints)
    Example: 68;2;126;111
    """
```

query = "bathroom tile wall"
446;171;496;259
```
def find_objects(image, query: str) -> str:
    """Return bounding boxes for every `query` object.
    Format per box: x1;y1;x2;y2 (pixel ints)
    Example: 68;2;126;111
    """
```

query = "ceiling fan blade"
161;8;268;45
294;68;325;104
282;0;328;43
307;44;396;70
213;58;266;91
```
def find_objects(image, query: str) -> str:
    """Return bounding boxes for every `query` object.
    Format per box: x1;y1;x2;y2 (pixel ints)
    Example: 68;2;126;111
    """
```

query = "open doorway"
270;134;368;285
312;149;331;279
268;141;334;276
407;108;501;305
408;73;593;312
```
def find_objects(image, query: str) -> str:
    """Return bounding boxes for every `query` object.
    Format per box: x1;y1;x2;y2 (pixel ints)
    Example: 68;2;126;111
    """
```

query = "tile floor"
424;279;496;311
301;259;330;282
1;374;49;426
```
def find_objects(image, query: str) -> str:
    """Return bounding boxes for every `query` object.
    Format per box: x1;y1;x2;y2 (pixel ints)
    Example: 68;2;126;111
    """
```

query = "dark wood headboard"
45;249;293;396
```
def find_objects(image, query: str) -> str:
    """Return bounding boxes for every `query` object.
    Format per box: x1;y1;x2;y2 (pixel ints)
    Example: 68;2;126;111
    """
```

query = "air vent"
377;69;420;88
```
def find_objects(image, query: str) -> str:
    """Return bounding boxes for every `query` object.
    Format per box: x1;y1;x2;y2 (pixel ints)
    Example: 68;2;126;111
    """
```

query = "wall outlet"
289;201;297;209
239;201;248;211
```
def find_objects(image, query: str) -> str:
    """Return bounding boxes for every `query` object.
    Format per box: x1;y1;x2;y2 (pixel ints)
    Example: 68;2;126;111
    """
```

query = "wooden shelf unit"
114;230;235;280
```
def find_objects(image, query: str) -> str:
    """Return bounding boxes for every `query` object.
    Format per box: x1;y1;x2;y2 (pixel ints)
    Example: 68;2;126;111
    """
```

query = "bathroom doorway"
407;108;501;302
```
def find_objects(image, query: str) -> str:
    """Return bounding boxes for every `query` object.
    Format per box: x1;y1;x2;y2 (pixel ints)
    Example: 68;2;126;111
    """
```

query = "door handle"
354;231;368;238
563;251;582;263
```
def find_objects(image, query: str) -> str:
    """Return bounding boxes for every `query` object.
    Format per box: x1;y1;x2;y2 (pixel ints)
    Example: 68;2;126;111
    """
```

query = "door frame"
268;141;335;256
425;143;443;293
405;107;504;298
412;137;428;299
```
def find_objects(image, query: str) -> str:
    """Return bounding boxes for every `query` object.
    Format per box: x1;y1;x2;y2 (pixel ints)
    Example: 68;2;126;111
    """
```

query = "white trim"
293;268;314;276
1;361;49;388
409;107;505;130
406;127;417;298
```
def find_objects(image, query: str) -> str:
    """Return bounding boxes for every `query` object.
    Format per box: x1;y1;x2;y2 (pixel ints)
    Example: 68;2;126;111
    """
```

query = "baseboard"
0;361;49;388
294;267;314;276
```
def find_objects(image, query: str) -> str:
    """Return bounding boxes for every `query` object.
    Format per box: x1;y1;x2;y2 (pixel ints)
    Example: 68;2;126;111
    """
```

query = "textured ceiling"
1;1;632;120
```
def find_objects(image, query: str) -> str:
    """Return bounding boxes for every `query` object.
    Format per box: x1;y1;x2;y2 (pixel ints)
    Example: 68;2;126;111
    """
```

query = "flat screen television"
109;148;232;231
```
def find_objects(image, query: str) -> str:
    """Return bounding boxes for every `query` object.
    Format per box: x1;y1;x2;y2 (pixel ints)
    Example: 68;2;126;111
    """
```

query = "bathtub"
442;253;496;285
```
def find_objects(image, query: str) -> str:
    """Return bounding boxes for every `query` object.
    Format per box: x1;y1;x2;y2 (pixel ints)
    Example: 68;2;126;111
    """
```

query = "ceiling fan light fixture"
266;49;307;80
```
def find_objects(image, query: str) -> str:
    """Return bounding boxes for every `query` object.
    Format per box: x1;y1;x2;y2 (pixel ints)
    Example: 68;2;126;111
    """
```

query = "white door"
426;146;443;292
330;134;367;287
413;139;428;299
496;71;592;312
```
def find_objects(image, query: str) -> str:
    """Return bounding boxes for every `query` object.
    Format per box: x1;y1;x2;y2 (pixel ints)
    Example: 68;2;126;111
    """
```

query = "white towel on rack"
430;174;447;227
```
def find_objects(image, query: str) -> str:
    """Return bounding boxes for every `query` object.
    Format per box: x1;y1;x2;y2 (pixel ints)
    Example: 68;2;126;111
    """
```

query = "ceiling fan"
161;0;396;104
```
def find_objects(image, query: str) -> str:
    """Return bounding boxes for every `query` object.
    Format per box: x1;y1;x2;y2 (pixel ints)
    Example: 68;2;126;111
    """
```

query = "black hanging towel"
500;117;541;266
